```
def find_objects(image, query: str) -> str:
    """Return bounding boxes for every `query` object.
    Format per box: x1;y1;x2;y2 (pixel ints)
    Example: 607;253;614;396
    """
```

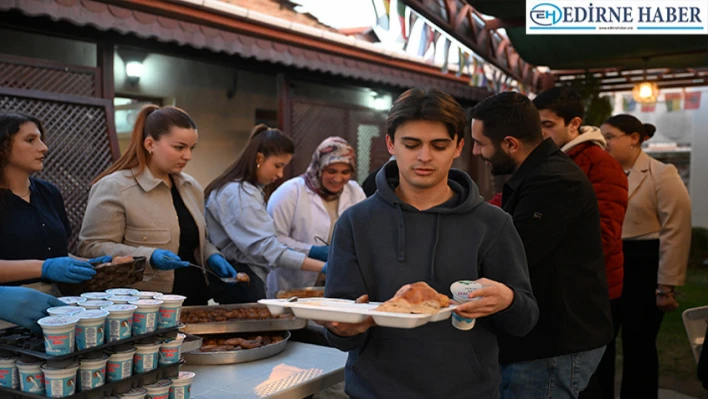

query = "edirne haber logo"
526;0;708;34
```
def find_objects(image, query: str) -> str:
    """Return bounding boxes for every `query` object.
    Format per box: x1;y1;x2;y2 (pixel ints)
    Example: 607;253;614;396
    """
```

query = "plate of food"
258;282;456;329
182;331;290;365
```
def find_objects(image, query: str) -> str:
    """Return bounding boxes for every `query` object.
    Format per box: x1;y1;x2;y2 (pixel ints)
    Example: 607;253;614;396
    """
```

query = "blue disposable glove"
88;256;112;264
207;254;237;278
150;249;189;270
0;287;64;334
321;262;328;275
41;257;97;284
308;245;329;262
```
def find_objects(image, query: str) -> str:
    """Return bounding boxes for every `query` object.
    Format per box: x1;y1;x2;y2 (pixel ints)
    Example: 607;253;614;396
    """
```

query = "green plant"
689;226;708;268
566;72;614;127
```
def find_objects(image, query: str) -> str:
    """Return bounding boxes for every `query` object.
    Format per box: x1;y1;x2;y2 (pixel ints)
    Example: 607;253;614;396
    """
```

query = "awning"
0;0;490;101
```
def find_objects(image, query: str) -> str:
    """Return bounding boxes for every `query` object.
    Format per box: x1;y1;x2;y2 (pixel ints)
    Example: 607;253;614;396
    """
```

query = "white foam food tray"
258;298;456;329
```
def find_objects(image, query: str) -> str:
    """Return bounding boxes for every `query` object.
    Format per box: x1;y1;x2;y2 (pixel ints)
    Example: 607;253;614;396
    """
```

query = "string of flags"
622;90;702;113
375;0;525;94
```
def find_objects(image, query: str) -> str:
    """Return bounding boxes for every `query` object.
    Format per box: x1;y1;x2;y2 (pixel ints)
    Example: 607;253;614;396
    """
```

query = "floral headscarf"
302;137;356;201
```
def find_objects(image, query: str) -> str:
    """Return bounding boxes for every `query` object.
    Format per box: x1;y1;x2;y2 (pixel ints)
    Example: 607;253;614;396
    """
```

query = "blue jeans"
500;346;606;399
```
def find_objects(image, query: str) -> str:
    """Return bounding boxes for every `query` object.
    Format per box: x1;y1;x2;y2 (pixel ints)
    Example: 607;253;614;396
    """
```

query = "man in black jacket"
470;92;613;398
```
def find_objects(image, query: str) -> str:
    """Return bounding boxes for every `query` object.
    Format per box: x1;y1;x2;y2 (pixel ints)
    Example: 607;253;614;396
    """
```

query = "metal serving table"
184;342;347;399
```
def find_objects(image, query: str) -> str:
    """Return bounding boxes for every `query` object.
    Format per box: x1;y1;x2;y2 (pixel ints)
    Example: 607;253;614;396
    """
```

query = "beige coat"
77;167;220;293
623;151;691;286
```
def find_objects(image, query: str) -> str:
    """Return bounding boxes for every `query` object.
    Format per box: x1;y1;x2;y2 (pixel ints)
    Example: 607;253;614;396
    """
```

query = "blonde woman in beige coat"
78;106;236;304
601;114;691;399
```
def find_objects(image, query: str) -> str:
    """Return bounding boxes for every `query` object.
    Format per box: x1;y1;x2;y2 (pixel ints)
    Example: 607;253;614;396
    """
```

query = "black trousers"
209;263;267;304
172;266;211;306
621;240;664;399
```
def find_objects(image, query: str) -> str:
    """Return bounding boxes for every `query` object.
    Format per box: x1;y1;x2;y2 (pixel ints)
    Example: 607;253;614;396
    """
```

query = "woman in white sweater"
266;137;365;296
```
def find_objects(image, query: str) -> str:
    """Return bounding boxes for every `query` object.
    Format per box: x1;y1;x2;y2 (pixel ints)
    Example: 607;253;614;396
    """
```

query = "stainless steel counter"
185;342;347;399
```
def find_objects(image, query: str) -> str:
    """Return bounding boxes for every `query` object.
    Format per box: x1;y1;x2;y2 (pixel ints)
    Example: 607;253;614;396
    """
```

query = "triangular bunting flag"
685;91;702;110
665;93;682;112
641;103;656;113
622;96;636;112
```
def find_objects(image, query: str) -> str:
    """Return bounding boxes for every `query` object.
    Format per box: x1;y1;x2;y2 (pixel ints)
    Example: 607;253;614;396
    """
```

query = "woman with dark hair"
205;125;326;302
78;105;235;304
266;136;365;296
601;114;692;399
0;112;104;330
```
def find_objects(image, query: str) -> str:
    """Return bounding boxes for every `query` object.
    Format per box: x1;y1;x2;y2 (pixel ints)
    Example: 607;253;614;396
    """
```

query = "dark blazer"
498;138;613;363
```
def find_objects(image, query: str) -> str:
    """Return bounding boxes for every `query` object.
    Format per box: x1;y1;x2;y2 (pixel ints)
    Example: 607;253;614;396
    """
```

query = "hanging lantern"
632;81;659;103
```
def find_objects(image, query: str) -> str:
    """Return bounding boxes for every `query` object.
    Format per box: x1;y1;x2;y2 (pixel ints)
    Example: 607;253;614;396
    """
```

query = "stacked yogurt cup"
9;288;192;397
449;280;484;331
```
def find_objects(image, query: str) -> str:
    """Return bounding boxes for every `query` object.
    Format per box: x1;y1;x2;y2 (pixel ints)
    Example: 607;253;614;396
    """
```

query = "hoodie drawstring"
395;204;406;262
430;215;440;280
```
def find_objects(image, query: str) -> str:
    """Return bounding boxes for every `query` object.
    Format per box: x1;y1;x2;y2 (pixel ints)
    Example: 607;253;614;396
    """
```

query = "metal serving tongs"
163;256;249;284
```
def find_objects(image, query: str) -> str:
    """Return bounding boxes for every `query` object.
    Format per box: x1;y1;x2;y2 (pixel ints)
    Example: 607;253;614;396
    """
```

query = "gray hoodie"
324;161;539;399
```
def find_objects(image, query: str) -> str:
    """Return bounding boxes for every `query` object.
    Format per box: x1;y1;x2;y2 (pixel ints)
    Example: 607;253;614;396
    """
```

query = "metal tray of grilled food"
275;286;325;299
180;303;306;335
183;331;290;365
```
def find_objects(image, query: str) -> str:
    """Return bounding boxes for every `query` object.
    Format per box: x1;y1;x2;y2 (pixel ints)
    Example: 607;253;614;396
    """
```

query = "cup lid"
75;309;109;320
129;299;163;306
106;288;139;296
108;295;137;302
47;306;85;315
153;294;186;302
81;300;114;307
38;315;79;327
103;304;138;312
145;379;173;389
80;292;112;299
120;388;148;396
41;361;79;371
57;296;86;304
134;291;160;298
175;371;195;380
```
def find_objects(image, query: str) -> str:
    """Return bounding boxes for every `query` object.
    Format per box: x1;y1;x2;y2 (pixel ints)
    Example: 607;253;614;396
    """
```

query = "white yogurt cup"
120;387;148;399
38;316;79;356
158;334;185;366
47;306;86;317
169;371;195;399
450;280;483;331
75;309;109;350
41;362;78;398
154;294;186;329
108;296;138;305
78;355;107;392
0;356;19;389
133;291;160;299
129;299;163;335
57;297;86;306
81;300;114;310
106;288;139;297
16;358;44;394
133;341;161;374
106;347;136;382
80;292;113;300
103;304;137;342
145;379;172;399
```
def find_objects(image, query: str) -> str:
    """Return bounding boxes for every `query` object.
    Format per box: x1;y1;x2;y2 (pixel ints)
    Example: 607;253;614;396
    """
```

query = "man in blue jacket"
322;87;539;398
470;92;613;398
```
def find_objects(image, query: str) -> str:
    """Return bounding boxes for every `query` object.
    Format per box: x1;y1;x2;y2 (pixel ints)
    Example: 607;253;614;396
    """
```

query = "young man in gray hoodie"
322;87;539;399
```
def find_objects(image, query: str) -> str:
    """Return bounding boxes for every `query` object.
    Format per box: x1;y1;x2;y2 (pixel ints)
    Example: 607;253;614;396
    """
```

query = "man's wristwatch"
655;287;675;296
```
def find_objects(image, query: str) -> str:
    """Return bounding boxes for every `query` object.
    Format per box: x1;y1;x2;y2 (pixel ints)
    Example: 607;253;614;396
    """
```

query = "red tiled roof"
0;0;489;100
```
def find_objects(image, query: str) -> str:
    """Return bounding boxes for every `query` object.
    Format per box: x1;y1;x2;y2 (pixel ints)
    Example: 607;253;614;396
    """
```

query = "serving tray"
179;304;307;335
182;331;290;365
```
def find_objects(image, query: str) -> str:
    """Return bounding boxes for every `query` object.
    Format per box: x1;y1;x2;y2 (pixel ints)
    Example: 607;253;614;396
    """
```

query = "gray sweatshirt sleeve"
482;216;539;337
212;185;305;270
324;212;370;351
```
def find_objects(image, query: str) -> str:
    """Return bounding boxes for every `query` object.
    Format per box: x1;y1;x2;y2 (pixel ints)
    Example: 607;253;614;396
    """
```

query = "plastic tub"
41;362;78;398
133;341;161;374
38;316;79;356
0;356;19;389
158;334;185;366
450;281;483;331
16;358;44;394
108;296;138;305
106;288;139;297
78;355;107;392
120;387;148;399
154;295;186;329
57;296;86;306
80;292;113;300
133;291;160;299
169;371;195;399
75;309;109;350
47;306;86;316
80;300;114;310
106;347;136;382
103;304;137;342
129;299;163;335
144;379;172;399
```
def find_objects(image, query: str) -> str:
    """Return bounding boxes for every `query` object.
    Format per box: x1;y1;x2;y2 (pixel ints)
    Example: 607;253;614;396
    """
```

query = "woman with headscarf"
266;136;365;297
